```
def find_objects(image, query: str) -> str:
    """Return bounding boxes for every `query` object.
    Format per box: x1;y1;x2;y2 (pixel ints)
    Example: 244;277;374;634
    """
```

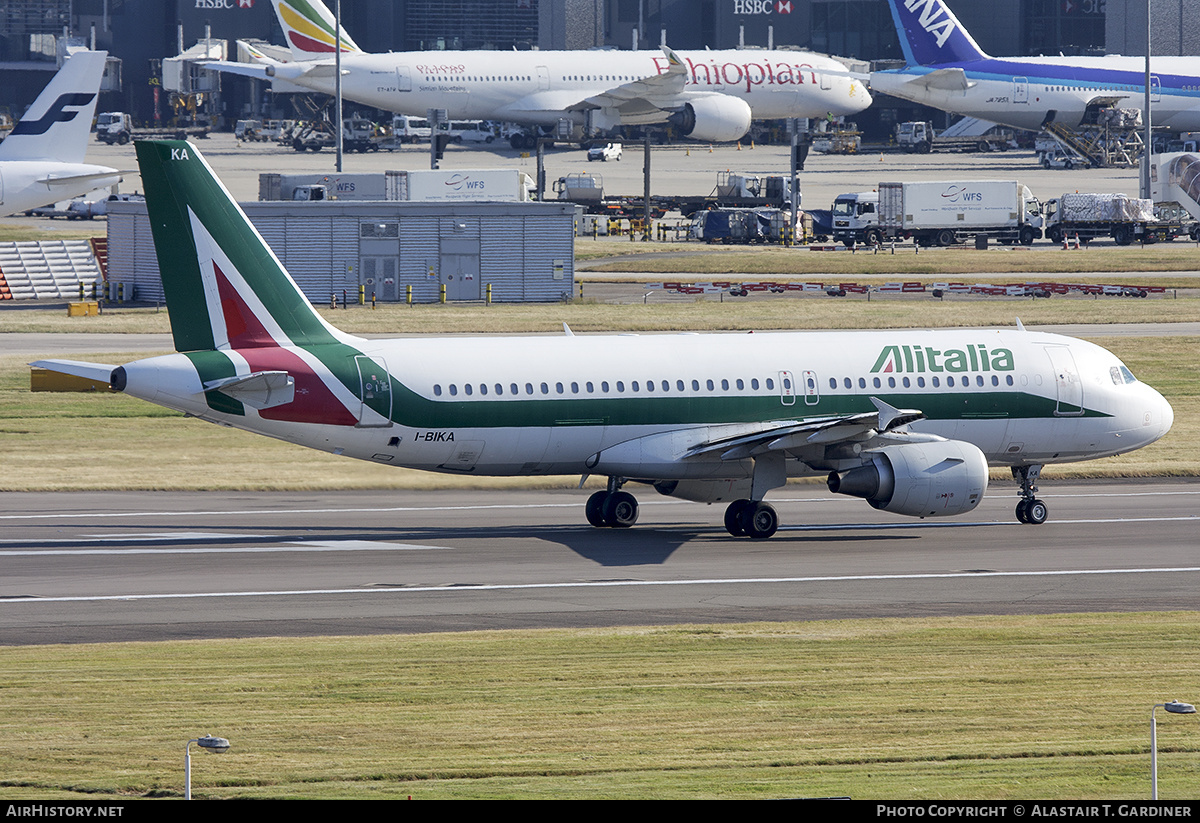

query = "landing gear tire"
602;491;639;528
741;502;778;540
1024;498;1048;525
586;491;608;527
724;499;751;537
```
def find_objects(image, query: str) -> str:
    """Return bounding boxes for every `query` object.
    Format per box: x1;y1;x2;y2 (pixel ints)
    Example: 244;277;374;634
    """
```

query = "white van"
447;120;494;144
392;115;432;143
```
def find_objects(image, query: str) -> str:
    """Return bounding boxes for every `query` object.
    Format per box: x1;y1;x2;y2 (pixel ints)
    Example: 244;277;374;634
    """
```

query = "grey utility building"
106;200;576;304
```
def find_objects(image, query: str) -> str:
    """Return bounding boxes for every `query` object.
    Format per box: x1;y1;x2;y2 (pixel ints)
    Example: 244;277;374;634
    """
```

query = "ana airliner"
872;0;1200;132
205;0;870;147
32;141;1173;538
0;50;122;216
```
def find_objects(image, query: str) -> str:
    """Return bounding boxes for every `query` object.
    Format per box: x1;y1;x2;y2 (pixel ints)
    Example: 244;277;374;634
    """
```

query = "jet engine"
826;440;988;517
668;95;753;143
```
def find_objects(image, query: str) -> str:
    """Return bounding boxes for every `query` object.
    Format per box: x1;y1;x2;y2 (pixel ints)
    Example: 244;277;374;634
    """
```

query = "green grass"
4;291;1200;336
577;237;1200;275
1;614;1197;799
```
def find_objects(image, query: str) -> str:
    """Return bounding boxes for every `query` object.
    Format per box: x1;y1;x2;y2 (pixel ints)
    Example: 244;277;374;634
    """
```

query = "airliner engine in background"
204;0;870;147
872;0;1200;133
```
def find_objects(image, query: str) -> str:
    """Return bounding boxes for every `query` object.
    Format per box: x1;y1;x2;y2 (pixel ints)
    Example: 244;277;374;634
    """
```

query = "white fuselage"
0;161;122;216
117;328;1171;482
872;55;1200;133
273;48;869;127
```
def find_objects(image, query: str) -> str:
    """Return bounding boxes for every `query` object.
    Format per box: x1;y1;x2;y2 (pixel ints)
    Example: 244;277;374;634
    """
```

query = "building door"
361;256;398;302
440;252;480;300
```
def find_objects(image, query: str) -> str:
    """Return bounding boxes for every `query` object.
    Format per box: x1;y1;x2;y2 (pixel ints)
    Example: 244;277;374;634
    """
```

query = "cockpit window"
1111;365;1138;385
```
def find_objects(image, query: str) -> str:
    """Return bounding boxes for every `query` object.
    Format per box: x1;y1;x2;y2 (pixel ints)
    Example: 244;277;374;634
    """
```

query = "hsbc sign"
194;0;255;8
733;0;792;13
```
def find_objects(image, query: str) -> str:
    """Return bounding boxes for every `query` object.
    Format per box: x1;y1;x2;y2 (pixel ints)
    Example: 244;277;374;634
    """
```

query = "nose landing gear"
1013;465;1048;524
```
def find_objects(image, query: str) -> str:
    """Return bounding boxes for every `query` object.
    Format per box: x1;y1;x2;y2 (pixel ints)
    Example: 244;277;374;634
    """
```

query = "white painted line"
4;566;1200;604
0;541;446;557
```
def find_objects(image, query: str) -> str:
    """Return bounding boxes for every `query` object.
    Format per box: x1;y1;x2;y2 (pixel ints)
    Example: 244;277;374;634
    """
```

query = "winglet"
660;46;686;75
871;396;926;431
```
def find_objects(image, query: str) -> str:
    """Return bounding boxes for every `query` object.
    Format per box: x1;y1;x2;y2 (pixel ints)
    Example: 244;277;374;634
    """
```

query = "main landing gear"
1012;464;1048;525
723;499;778;539
586;479;639;528
584;479;779;538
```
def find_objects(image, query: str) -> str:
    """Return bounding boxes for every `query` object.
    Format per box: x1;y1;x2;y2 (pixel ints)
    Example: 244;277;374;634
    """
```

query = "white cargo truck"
260;169;533;203
877;180;1043;246
830;191;880;248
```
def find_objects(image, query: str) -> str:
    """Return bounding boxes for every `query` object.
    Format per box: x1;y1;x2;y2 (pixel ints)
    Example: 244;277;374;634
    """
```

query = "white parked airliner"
872;0;1200;132
0;50;122;216
32;141;1173;538
204;0;870;147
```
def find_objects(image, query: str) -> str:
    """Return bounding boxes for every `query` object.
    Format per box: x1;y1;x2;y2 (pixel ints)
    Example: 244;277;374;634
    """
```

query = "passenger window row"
431;376;781;398
828;374;1015;390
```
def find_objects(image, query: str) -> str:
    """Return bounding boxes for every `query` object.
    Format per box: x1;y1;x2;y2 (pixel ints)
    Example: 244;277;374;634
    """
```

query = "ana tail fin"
271;0;362;61
0;51;107;164
134;140;350;353
885;0;988;67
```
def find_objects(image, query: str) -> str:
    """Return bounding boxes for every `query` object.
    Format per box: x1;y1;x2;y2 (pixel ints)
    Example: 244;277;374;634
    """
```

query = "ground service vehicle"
1043;193;1180;245
878;180;1042;247
830;191;880;247
894;121;1013;153
587;143;623;161
95;112;208;144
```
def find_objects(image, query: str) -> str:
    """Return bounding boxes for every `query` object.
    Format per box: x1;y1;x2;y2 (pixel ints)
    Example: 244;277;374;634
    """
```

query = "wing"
502;46;687;116
682;397;926;462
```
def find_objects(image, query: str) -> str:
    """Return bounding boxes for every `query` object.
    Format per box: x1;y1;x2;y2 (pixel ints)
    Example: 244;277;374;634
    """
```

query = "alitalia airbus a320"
34;142;1173;538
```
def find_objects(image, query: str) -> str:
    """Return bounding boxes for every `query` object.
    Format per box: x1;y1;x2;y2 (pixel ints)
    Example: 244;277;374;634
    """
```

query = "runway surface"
2;481;1197;645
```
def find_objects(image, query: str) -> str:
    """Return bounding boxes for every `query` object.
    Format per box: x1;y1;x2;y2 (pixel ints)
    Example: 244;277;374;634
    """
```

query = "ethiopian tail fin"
271;0;362;61
0;50;107;165
885;0;989;67
134;140;352;353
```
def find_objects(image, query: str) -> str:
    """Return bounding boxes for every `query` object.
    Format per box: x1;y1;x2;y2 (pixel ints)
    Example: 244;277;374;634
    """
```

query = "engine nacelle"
668;95;753;143
826;440;988;518
654;477;752;504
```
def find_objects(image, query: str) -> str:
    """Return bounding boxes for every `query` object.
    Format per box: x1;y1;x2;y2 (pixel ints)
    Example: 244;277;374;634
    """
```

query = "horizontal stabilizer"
203;370;295;410
38;170;126;187
905;67;974;92
30;359;117;385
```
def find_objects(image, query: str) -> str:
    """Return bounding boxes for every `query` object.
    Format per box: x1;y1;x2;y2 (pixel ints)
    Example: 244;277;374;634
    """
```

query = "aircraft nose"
1155;389;1174;441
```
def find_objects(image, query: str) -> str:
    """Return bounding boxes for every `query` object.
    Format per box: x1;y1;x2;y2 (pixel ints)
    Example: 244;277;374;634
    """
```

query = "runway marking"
0;541;446;556
5;566;1200;604
3;488;1198;521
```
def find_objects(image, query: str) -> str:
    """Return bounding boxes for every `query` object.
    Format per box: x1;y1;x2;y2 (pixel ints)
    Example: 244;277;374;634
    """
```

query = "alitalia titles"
871;344;1014;374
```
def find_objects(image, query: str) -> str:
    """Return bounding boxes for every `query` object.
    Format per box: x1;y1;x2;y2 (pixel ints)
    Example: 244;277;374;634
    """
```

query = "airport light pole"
184;734;230;800
334;0;343;173
1151;700;1194;799
1142;0;1152;198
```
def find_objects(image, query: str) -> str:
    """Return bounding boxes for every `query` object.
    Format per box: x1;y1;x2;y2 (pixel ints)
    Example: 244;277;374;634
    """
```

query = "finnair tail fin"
271;0;362;61
134;141;353;354
885;0;988;67
0;50;107;164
